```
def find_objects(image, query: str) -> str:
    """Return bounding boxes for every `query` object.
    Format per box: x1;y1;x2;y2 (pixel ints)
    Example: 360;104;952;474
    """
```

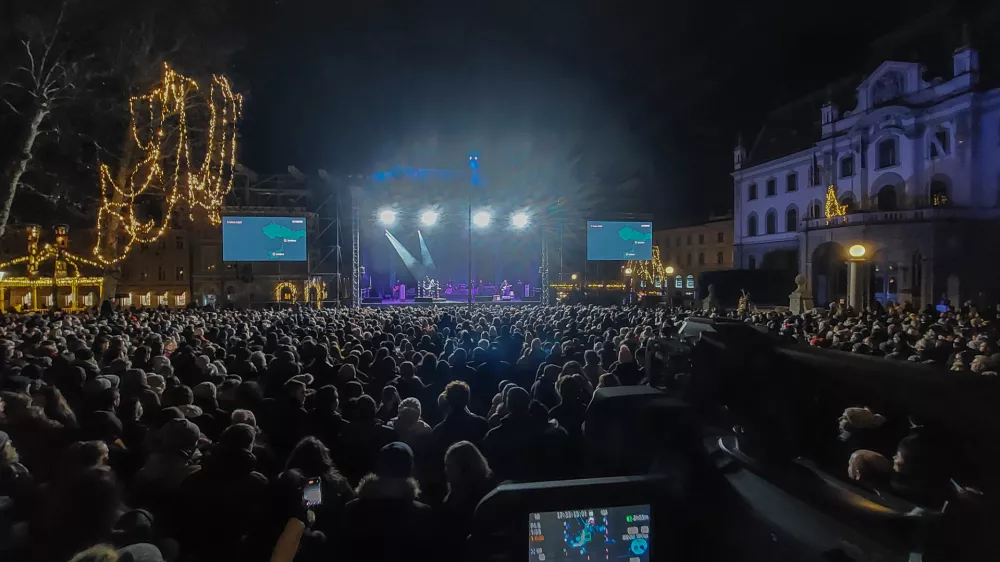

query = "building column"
921;257;935;310
848;261;870;311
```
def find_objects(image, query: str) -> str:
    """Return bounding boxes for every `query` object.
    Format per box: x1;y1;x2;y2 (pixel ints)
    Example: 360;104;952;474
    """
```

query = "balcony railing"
801;207;1000;231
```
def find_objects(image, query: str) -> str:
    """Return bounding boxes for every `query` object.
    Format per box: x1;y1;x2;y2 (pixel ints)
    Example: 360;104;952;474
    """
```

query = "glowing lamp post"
847;244;869;310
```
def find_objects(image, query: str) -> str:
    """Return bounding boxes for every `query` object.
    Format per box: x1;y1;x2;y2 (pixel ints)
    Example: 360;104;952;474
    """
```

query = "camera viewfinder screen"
528;504;651;562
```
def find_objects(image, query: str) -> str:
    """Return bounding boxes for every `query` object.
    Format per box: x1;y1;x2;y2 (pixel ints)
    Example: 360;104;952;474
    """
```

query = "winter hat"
220;423;255;451
193;381;217;401
150;356;170;372
158;418;200;455
123;369;148;391
117;542;165;562
376;441;414;479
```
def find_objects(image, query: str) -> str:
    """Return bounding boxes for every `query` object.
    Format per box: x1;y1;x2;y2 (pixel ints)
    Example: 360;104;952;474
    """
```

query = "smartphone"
303;477;323;508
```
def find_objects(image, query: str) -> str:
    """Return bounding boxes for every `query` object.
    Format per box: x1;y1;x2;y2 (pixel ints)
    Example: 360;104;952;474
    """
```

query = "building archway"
812;241;847;306
930;173;951;207
876;185;898;211
871;172;904;211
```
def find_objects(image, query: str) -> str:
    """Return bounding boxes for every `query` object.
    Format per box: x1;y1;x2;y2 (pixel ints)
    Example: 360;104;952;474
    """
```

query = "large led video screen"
222;216;307;261
587;221;653;261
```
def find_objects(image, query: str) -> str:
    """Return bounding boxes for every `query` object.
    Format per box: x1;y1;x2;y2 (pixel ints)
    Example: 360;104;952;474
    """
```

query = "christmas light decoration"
304;278;327;306
92;63;243;265
825;185;848;218
623;246;669;285
274;281;298;302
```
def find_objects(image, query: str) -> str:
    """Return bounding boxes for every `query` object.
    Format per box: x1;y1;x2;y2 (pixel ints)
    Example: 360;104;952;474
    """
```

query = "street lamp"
624;267;633;275
571;273;578;280
665;266;674;275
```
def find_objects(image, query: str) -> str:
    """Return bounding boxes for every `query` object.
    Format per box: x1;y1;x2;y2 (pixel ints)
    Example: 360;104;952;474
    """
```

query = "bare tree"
0;1;75;238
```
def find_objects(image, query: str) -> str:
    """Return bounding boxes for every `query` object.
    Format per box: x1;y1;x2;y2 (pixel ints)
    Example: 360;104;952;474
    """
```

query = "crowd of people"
733;299;1000;374
0;298;990;561
0;303;670;562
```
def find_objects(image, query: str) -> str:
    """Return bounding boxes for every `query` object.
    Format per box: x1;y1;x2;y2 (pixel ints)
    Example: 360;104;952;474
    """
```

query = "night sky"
235;0;983;228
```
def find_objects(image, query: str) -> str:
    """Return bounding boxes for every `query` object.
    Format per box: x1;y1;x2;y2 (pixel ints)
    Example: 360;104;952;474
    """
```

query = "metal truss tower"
350;185;361;308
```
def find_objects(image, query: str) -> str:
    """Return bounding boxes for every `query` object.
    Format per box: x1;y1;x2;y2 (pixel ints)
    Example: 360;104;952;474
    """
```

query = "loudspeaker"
361;297;383;304
475;295;493;303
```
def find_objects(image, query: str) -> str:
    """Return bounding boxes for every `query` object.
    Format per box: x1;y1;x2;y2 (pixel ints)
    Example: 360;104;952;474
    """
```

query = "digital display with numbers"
528;504;651;562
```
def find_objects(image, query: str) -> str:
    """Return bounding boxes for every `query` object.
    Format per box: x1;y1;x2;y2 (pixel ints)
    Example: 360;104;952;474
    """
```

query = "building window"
876;185;897;211
157;266;165;281
176;267;185;281
809;164;820;186
786;207;798;232
675;236;681;247
698;233;704;244
176;236;184;249
748;256;756;270
929;130;950;159
686;235;692;245
158;293;169;306
140;293;152;307
766;178;777;197
840;155;854;178
674;275;682;288
717;231;724;243
931;180;949;206
716;252;724;265
810;201;822;218
687;253;693;266
877;137;897;168
786;173;798;192
748;183;758;200
175;293;187;307
698;253;705;265
140;270;148;281
747;215;758;237
685;275;694;289
765;210;777;235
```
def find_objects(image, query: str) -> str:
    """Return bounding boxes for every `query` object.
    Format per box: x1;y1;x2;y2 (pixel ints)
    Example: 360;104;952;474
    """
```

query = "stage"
360;297;539;307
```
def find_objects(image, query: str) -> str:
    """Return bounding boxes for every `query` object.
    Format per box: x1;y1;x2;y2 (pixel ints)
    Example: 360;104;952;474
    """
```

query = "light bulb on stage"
510;211;530;229
378;209;397;226
473;210;492;228
420;210;439;226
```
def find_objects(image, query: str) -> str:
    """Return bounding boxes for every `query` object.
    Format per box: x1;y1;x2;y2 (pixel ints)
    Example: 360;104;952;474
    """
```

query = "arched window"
674;275;682;288
810;201;822;219
877;137;898;168
685;275;694;289
840;155;855;178
748;256;757;270
698;253;705;265
839;192;856;212
876;185;897;211
931;180;949;206
785;207;798;232
748;183;758;200
765;210;777;234
929;129;950;159
716;252;724;265
747;214;758;237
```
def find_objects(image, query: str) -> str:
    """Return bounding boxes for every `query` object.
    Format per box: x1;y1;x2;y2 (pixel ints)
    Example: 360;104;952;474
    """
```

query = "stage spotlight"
510;211;530;229
378;209;397;226
420;210;439;226
472;210;492;228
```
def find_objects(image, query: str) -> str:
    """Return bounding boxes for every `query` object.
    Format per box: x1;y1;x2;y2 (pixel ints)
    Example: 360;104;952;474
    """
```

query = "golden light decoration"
623;245;669;285
274;281;298;302
92;62;243;265
304;278;327;305
825;185;848;218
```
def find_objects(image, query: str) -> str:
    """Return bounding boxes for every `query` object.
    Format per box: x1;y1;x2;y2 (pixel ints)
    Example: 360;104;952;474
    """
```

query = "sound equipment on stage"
524;284;532;298
414;297;435;303
475;295;493;303
362;297;383;304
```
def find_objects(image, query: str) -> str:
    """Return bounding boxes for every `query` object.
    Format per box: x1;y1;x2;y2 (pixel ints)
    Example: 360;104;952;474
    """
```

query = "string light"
92;63;243;265
825;185;848;218
274;281;298;302
304;278;327;305
623;246;669;285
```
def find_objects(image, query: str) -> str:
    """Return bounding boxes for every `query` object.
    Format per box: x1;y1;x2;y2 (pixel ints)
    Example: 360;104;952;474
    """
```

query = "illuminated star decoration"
92;63;243;265
825;185;848;218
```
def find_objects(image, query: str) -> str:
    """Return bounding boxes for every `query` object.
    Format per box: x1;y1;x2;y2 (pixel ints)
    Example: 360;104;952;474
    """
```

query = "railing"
801;207;1000;230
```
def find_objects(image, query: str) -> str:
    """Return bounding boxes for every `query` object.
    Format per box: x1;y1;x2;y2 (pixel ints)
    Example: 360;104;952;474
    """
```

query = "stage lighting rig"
473;210;492;228
378;209;397;226
420;210;439;226
510;211;530;229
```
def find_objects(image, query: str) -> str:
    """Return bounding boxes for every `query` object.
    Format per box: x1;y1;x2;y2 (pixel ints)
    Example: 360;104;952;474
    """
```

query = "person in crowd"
432;381;489;453
847;449;892;490
531;364;561;410
284;436;354;537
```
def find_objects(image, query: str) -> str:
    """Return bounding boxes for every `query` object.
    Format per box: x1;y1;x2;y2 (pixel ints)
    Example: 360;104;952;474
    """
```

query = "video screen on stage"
586;221;652;261
222;216;307;261
528;504;651;562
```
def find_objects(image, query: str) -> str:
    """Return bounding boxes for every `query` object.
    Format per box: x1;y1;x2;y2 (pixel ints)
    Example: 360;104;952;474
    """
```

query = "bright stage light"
378;209;397;226
510;211;530;229
473;210;492;228
420;210;439;226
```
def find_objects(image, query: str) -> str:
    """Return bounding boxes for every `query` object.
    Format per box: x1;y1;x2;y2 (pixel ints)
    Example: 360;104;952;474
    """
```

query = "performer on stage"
500;279;511;296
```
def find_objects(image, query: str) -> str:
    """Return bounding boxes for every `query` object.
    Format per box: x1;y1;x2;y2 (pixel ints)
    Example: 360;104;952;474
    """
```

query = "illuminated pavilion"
0;225;104;312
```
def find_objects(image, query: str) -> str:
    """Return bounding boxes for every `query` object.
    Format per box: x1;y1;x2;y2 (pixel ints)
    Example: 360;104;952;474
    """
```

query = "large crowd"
0;299;991;562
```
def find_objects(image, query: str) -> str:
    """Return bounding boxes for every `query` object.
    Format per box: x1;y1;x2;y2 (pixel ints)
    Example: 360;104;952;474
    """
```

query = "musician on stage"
500;279;511;297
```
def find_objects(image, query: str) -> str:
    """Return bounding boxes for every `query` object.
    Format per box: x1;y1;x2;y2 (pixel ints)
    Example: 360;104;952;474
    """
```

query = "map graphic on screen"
222;216;307;261
586;221;652;261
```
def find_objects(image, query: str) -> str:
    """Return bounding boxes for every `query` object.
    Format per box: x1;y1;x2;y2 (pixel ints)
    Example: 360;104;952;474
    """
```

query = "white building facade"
733;42;1000;309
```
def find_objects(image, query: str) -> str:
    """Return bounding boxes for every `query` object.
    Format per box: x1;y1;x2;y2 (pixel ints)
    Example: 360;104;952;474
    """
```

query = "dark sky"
235;0;983;227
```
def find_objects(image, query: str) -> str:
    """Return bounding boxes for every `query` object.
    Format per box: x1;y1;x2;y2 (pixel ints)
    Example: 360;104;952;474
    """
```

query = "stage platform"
361;298;538;307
